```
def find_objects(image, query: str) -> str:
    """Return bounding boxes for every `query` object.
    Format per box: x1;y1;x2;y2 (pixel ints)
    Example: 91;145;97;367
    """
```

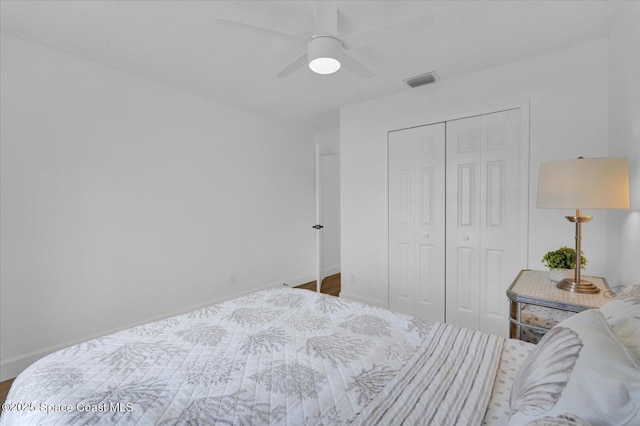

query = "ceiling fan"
217;1;433;78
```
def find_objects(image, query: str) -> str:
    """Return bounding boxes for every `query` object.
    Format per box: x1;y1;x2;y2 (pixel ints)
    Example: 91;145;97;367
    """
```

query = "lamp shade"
308;36;342;75
537;157;630;209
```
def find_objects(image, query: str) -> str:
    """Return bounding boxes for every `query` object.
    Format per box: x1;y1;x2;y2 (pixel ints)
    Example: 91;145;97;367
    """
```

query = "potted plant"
541;246;587;282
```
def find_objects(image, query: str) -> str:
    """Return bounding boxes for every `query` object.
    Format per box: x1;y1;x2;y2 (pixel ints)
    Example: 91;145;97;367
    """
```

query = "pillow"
509;309;640;425
599;282;640;361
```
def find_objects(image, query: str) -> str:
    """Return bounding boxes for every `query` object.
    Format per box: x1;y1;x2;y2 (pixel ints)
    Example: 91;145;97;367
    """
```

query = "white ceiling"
0;0;618;132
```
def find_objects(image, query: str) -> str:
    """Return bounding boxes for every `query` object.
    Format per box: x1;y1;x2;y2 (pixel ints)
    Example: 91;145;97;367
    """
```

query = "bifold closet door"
388;123;445;323
445;109;523;336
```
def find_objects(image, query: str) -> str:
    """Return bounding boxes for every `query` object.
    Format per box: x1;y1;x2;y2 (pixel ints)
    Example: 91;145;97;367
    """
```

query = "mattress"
2;287;516;425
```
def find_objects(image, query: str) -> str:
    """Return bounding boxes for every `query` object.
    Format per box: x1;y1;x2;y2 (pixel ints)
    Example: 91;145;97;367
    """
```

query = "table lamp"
537;157;630;293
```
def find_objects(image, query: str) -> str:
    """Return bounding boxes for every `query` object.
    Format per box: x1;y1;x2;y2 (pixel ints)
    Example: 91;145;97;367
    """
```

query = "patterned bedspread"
1;288;504;425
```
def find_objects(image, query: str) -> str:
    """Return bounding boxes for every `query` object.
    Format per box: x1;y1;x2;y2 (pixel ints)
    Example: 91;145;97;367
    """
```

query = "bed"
2;283;639;425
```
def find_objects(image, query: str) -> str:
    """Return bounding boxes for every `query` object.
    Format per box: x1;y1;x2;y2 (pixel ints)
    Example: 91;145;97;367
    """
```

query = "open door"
313;144;324;292
314;144;340;293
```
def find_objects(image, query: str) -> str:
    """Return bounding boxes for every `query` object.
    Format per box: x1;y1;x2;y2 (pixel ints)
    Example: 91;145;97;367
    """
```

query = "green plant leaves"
541;246;587;270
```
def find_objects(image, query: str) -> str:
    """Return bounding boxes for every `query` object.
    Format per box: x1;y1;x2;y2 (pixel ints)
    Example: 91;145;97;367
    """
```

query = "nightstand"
506;269;615;343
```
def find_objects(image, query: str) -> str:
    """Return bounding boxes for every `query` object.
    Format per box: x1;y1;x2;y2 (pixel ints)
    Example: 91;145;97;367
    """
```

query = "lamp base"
557;278;600;294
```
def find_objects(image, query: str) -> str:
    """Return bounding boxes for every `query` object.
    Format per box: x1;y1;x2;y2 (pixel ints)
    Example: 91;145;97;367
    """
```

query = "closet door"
388;123;445;323
445;109;523;336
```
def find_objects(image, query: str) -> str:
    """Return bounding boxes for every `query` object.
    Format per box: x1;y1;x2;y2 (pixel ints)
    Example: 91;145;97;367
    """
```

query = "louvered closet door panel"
389;123;445;323
446;109;523;336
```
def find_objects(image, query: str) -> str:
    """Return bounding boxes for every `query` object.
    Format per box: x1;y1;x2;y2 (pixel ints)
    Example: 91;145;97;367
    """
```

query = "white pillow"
599;282;640;361
509;309;640;425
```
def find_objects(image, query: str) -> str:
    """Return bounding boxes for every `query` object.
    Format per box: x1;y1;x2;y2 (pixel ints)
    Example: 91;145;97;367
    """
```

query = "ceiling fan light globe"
308;36;343;75
309;57;341;74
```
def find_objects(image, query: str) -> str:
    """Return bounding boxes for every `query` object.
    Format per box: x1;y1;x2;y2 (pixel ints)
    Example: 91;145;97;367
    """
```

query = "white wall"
606;1;640;289
0;34;315;381
315;127;339;154
340;38;611;307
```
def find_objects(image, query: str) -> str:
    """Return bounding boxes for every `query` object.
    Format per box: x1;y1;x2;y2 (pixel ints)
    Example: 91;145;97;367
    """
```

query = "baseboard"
0;272;317;382
279;272;316;288
338;292;385;308
323;265;340;277
1;351;46;382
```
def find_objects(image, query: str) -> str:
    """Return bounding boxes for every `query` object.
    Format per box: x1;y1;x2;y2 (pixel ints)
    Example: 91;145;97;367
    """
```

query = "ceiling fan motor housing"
308;36;342;74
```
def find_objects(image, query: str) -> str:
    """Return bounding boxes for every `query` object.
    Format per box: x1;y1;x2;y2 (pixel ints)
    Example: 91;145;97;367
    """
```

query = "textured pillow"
599;282;640;361
509;309;640;425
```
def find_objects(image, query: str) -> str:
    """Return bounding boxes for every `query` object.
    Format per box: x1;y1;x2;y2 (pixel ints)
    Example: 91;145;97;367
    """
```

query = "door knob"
463;235;470;241
423;233;430;239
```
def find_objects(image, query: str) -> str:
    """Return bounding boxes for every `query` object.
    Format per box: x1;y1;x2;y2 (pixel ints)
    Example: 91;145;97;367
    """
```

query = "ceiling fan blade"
341;13;435;50
315;0;338;36
217;18;308;46
336;50;375;79
276;52;308;78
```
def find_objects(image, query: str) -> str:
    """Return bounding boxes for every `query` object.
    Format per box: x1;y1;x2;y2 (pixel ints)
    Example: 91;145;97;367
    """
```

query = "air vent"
405;72;438;88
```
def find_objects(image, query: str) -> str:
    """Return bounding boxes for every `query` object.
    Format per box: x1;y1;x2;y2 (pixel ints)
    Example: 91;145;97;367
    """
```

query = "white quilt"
2;288;504;425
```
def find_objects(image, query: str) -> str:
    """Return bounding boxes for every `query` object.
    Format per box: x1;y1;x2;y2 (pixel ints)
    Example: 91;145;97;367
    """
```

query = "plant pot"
549;268;575;282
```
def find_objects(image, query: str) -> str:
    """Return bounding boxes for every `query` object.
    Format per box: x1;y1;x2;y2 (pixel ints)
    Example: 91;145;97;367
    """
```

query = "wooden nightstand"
506;269;615;343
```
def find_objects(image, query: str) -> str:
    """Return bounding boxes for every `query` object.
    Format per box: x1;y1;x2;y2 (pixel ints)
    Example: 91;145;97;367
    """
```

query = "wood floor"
295;273;340;296
0;378;15;414
0;273;341;412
